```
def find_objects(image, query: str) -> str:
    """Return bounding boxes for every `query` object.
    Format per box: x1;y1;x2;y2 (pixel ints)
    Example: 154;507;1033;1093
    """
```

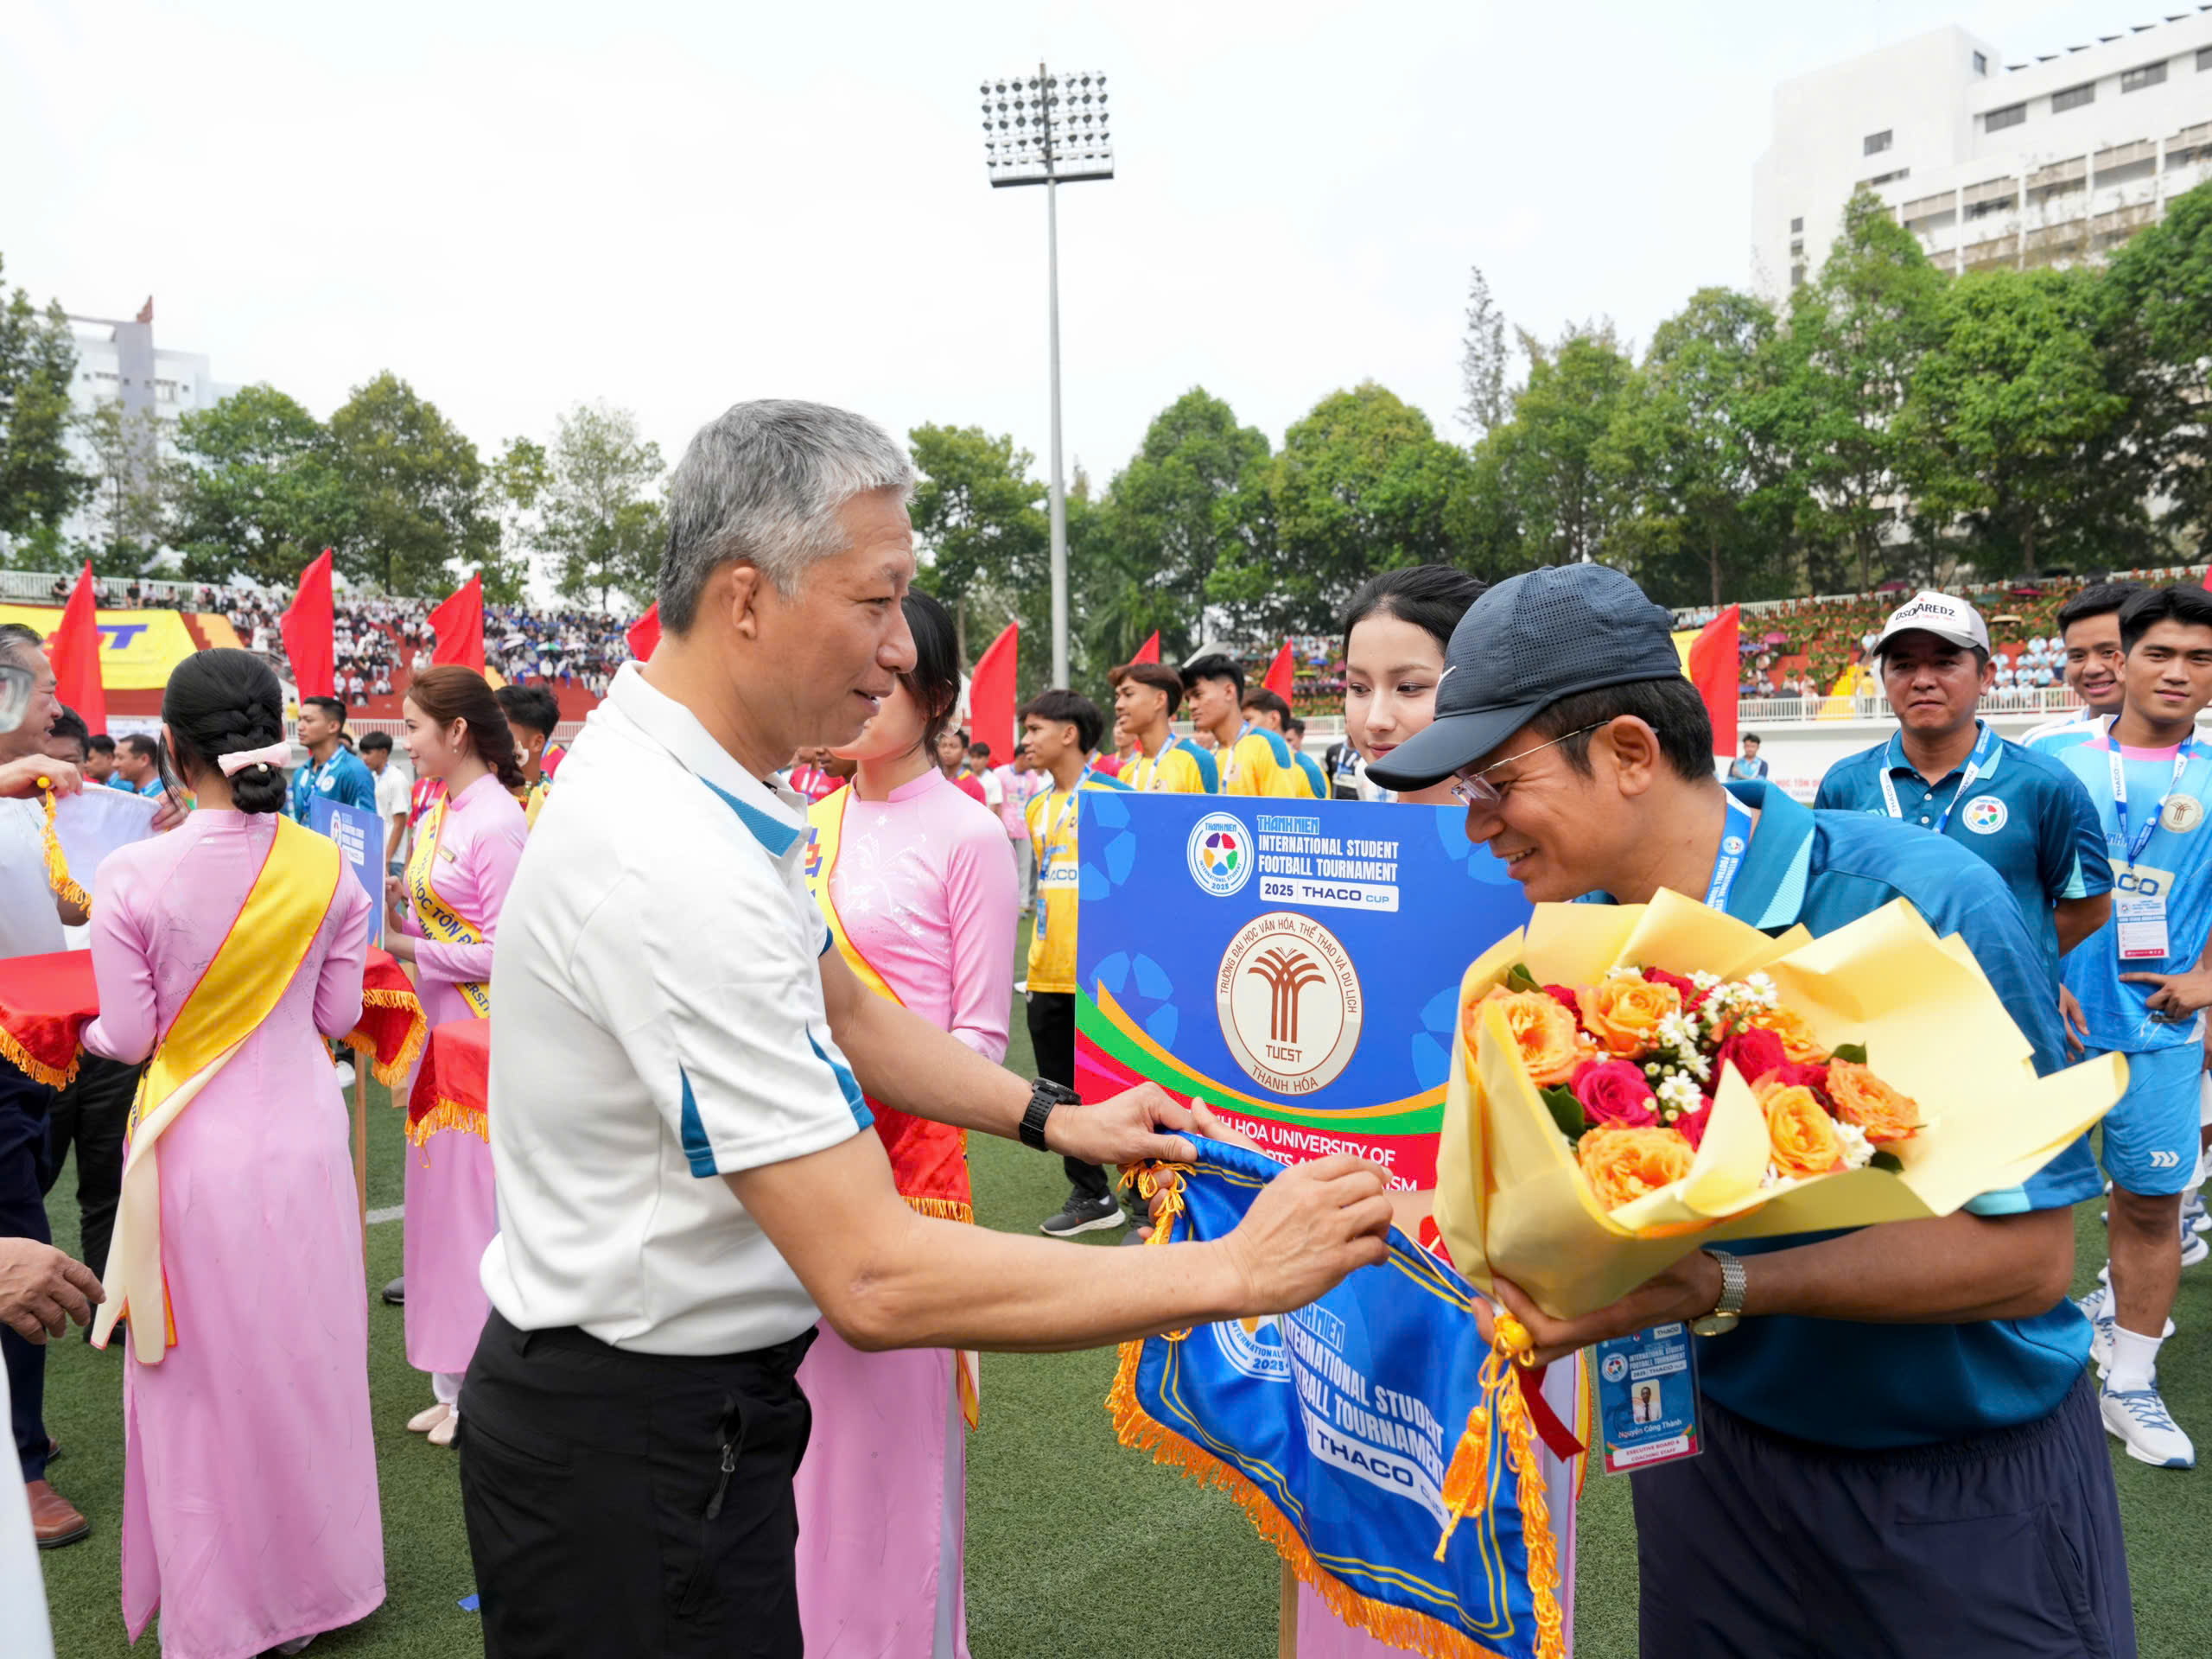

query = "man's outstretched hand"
1047;1081;1202;1170
1217;1154;1394;1315
0;1238;103;1344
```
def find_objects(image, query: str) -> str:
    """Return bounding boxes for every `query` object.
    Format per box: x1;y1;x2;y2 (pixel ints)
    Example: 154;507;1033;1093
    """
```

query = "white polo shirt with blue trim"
480;662;873;1357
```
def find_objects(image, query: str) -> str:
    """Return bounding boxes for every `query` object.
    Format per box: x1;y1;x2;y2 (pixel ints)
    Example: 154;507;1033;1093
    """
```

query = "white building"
58;305;237;553
1752;9;2212;294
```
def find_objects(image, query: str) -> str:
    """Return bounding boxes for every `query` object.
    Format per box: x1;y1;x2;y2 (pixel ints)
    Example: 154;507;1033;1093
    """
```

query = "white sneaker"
333;1059;357;1090
2101;1383;2196;1467
2183;1191;2209;1236
2185;1231;2209;1269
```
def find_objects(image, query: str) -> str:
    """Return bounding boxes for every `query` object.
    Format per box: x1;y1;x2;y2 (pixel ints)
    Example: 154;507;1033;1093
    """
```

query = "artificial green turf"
28;986;2212;1656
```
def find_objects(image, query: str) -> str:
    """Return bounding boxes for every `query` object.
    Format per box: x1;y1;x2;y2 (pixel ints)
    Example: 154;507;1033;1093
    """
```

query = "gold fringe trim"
900;1193;975;1224
406;1096;487;1158
346;988;429;1087
1107;1340;1518;1659
39;788;90;916
0;1023;77;1090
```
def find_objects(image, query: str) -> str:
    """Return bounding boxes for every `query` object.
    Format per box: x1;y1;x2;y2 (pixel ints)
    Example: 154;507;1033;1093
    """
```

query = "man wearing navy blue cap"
1370;564;2131;1659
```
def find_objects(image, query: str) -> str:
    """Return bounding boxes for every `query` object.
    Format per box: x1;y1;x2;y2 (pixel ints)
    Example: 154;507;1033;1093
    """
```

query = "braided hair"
162;649;289;813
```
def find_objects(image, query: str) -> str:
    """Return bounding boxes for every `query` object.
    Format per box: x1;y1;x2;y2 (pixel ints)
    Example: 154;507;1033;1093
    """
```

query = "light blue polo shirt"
1813;721;2110;988
1592;783;2100;1450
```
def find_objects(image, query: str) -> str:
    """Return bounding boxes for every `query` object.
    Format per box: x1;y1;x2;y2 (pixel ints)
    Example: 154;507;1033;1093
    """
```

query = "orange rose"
1746;1006;1826;1063
1576;976;1682;1058
1468;987;1585;1086
1759;1080;1843;1180
1577;1126;1695;1211
1827;1060;1923;1144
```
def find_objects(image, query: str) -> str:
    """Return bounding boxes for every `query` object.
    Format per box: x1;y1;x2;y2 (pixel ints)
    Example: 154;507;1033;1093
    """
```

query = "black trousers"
41;1055;137;1282
458;1310;816;1658
0;1067;54;1482
1633;1373;2133;1658
1026;991;1108;1201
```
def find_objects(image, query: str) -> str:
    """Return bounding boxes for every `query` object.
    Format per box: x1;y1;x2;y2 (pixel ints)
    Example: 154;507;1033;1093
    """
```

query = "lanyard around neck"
1705;795;1756;912
1878;721;1997;836
2111;739;2199;868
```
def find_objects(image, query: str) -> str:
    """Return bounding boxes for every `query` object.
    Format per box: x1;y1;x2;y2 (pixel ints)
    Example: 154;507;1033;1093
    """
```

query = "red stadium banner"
1132;630;1160;665
280;550;336;700
50;563;106;735
429;572;486;674
1262;638;1294;702
1682;605;1740;761
626;602;661;662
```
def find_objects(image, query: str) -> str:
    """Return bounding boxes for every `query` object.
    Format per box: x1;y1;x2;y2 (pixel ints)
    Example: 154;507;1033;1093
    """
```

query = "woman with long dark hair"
794;590;1017;1658
82;648;384;1656
384;665;529;1446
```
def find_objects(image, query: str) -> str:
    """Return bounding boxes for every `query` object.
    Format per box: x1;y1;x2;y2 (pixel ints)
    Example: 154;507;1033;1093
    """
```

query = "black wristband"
1020;1077;1080;1150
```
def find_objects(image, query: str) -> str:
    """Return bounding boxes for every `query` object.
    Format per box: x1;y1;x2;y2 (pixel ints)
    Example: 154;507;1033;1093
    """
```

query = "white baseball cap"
1873;591;1990;658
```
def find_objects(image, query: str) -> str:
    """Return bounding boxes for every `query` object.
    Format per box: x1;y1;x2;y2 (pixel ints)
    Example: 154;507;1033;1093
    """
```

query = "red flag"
968;623;1019;761
279;549;336;700
429;572;486;674
626;602;661;663
1685;605;1740;762
1262;639;1294;702
1131;631;1160;665
49;562;105;736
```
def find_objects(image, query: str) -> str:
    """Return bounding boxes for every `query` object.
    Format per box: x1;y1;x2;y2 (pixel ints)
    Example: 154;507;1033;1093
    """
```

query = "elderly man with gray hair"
461;400;1392;1656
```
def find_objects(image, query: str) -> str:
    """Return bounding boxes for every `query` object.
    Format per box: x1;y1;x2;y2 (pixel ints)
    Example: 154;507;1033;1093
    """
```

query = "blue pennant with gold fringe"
1109;1139;1571;1659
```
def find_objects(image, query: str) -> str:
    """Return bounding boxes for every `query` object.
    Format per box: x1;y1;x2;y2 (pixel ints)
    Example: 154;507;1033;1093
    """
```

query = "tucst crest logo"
1215;911;1363;1095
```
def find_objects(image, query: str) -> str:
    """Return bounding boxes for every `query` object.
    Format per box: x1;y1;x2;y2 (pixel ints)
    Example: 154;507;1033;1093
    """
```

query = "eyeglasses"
0;665;29;737
1449;723;1606;809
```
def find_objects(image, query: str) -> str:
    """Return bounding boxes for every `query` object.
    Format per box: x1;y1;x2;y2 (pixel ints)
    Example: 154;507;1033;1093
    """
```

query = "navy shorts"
1631;1373;2133;1658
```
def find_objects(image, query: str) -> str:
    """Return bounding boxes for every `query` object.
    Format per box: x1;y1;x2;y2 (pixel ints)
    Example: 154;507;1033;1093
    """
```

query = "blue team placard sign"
309;795;385;950
1074;792;1531;1190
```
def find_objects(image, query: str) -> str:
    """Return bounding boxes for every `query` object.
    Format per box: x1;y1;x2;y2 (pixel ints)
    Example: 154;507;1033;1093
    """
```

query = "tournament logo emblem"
1600;1351;1630;1383
2163;795;2204;834
1210;1312;1290;1382
1216;911;1363;1096
1186;810;1255;898
1962;796;2006;835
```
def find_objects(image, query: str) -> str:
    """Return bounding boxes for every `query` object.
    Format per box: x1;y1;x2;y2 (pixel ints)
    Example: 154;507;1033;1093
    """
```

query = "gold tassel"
1431;1400;1493;1562
38;786;90;915
406;1096;488;1160
0;1022;77;1090
345;988;429;1087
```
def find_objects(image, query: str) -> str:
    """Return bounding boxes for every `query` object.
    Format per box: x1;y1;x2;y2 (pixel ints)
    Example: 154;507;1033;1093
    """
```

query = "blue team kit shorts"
2093;1042;2203;1197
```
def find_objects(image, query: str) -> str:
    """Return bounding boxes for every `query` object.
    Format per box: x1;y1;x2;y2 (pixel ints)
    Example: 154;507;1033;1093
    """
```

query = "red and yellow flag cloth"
805;785;981;1428
0;944;423;1097
408;1014;489;1151
93;818;343;1362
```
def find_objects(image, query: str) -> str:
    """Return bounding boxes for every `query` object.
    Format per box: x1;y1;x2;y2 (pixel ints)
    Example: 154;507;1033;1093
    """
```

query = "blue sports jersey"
2053;733;2212;1052
1814;722;2110;988
1586;783;2100;1449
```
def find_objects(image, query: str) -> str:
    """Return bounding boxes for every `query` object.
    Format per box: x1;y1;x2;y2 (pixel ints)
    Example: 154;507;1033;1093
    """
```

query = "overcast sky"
0;0;2147;495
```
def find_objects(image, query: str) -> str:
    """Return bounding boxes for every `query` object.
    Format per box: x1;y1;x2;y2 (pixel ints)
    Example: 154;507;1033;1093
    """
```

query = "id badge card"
1592;1323;1702;1474
2116;884;2170;962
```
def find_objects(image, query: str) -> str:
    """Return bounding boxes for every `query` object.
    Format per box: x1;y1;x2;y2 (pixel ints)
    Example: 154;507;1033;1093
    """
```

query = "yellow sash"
408;798;492;1017
804;785;982;1430
93;818;343;1362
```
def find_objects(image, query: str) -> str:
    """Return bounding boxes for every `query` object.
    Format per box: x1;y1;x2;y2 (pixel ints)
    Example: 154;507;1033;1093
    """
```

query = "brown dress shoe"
26;1479;88;1548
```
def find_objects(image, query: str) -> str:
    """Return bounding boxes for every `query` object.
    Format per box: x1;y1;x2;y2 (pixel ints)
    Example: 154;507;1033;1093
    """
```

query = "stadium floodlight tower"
980;65;1112;687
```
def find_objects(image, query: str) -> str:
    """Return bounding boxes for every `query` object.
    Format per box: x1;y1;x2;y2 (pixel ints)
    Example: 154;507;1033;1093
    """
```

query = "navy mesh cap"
1364;564;1688;790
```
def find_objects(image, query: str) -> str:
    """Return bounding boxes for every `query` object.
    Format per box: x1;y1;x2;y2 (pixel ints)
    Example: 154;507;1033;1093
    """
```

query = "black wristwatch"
1019;1077;1081;1150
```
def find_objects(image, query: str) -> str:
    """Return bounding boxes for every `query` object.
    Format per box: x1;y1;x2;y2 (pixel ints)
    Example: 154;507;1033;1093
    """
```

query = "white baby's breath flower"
1690;970;1721;992
1834;1121;1875;1171
1606;963;1646;981
1656;1074;1703;1119
1760;1162;1783;1189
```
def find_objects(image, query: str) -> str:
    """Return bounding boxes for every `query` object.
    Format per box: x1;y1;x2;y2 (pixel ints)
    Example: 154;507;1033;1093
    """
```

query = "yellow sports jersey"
1122;734;1219;795
1027;766;1134;995
1220;724;1317;798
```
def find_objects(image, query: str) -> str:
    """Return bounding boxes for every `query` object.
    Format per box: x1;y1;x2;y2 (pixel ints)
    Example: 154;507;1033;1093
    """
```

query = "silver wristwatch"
1690;1249;1747;1338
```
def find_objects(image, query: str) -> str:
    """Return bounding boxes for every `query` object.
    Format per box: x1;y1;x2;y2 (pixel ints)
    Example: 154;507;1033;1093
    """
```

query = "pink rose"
1642;967;1705;1007
1718;1025;1788;1088
1768;1060;1834;1107
1542;983;1581;1016
1571;1058;1658;1128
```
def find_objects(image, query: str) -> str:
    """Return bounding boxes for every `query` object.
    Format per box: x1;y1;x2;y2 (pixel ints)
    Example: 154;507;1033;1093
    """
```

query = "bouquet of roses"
1481;962;1924;1211
1433;887;2125;1319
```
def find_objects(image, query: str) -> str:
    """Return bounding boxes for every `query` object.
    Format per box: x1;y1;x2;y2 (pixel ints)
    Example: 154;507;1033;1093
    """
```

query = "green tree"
1899;265;2141;578
1217;383;1476;635
539;404;666;609
1766;189;1945;590
1598;288;1796;607
1498;326;1637;565
1085;387;1271;662
480;436;551;606
171;385;353;584
75;399;175;574
908;424;1049;663
327;372;494;595
2103;178;2212;551
0;257;88;563
1456;265;1512;437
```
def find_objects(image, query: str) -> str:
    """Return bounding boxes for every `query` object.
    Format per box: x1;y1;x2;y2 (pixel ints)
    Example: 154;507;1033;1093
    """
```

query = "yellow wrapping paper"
1433;887;2126;1319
